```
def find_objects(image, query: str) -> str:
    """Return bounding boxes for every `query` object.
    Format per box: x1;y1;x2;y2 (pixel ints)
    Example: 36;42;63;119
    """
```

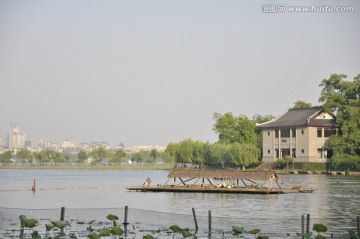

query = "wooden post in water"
301;215;305;237
192;208;198;230
357;216;360;237
60;207;65;221
123;206;129;237
306;214;310;233
208;210;212;231
31;180;36;192
123;206;129;225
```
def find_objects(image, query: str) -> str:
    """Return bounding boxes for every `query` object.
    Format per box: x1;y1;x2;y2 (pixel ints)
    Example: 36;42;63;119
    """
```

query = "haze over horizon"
1;0;359;147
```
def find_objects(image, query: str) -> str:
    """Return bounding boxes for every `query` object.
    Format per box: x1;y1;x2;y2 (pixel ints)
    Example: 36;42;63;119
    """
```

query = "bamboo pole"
124;206;129;237
123;206;129;225
208;210;212;231
306;214;310;233
192;208;198;230
301;215;305;237
60;207;65;221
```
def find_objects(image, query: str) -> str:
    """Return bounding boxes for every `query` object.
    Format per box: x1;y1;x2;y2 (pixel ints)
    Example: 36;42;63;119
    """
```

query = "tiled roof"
256;107;338;128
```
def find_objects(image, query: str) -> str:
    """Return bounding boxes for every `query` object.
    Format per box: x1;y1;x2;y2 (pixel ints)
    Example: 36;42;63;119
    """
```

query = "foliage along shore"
1;163;360;176
0;164;172;171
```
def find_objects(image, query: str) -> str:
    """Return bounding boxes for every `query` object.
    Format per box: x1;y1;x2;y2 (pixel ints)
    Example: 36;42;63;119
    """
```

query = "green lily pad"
232;226;245;234
111;226;124;236
313;224;328;233
248;228;261;234
106;214;119;221
143;235;154;239
169;225;182;233
98;227;111;236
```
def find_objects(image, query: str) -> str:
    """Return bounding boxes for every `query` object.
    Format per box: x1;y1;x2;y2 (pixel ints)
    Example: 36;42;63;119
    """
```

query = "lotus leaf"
111;226;124;236
181;229;192;238
87;233;100;239
248;228;261;234
143;235;154;239
232;226;245;234
106;214;119;221
98;227;111;236
313;224;328;233
169;225;182;233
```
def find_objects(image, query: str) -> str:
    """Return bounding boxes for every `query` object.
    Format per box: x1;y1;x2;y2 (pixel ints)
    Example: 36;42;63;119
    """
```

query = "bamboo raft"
127;168;317;194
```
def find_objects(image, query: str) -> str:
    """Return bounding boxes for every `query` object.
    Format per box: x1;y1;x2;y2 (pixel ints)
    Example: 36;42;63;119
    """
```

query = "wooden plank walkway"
126;185;316;194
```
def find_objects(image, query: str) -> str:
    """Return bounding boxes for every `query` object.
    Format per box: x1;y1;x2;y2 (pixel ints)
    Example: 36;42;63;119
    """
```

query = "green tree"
54;156;65;165
131;151;150;163
110;149;127;164
207;143;226;167
192;141;205;165
0;150;14;164
293;100;312;108
150;149;159;159
63;153;70;163
16;148;33;163
91;147;108;164
213;113;258;145
319;74;360;158
44;150;61;164
77;150;88;165
165;143;180;165
33;151;50;164
252;114;276;124
175;139;194;165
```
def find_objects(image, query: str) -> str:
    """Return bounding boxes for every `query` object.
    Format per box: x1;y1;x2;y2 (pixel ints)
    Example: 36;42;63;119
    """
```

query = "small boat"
127;168;316;194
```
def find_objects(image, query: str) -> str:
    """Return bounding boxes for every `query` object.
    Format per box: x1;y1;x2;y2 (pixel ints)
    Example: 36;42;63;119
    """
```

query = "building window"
317;128;322;137
267;149;270;154
275;129;279;138
301;130;304;135
301;149;305;154
281;128;290;138
267;132;270;136
281;149;290;158
292;149;296;158
317;148;323;158
275;149;279;158
292;128;296;137
324;128;336;138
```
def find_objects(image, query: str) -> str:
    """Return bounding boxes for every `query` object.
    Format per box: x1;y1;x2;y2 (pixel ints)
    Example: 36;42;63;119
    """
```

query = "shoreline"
276;169;360;176
1;165;359;176
0;164;171;171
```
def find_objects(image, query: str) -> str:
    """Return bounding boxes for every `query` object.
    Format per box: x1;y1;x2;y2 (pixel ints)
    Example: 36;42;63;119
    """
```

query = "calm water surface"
1;169;359;222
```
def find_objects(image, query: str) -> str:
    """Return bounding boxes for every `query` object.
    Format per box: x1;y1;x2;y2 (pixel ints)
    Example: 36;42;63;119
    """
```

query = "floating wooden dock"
127;168;316;194
127;185;316;194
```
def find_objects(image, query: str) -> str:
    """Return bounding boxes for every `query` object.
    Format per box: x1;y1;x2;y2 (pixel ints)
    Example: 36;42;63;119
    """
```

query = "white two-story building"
256;107;339;162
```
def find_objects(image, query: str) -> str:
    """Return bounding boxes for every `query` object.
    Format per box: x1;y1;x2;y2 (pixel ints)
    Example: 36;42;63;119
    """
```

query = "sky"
0;0;359;147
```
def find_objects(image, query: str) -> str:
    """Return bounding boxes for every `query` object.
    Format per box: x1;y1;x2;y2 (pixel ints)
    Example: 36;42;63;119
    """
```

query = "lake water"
0;169;359;236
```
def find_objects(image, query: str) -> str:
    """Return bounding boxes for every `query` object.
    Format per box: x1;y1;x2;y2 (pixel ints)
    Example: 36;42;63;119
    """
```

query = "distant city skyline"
0;122;167;149
1;0;359;146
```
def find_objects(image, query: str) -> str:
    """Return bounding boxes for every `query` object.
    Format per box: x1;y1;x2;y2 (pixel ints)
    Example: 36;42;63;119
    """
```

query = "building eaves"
256;107;326;129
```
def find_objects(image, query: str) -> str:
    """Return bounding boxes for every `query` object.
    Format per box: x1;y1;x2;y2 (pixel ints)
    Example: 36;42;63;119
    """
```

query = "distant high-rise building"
25;139;32;148
9;123;26;148
62;140;76;149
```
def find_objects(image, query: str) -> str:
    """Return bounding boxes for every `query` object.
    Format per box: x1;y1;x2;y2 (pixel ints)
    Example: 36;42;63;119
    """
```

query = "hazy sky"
1;0;359;147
